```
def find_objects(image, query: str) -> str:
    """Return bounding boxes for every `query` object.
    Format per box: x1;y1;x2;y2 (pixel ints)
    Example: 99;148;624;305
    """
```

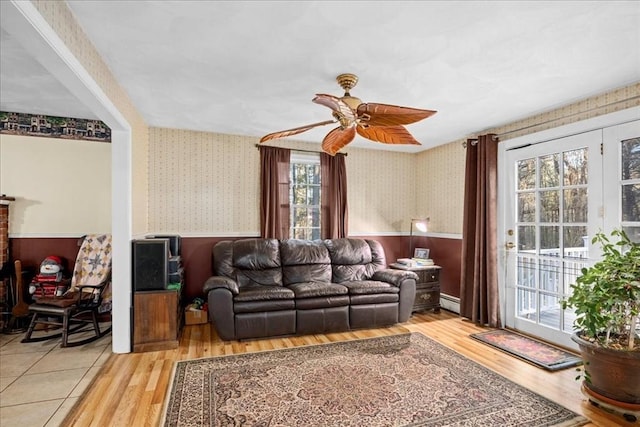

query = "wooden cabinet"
390;264;441;313
412;267;441;313
133;289;183;352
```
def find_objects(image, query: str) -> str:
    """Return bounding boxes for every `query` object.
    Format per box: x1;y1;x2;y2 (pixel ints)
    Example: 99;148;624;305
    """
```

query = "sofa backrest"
212;238;387;286
213;238;283;287
280;239;332;286
324;238;386;283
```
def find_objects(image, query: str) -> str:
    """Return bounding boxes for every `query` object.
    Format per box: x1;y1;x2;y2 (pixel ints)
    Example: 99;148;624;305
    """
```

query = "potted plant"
561;228;640;412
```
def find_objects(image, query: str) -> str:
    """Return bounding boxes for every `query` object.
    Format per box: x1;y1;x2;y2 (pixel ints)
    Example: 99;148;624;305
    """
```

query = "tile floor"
0;325;112;427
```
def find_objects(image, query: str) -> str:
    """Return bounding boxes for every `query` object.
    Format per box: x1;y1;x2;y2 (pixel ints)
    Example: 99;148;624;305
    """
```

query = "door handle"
505;241;515;249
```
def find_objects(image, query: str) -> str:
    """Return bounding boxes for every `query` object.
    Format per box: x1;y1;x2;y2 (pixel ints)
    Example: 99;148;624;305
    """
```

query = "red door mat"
470;329;582;371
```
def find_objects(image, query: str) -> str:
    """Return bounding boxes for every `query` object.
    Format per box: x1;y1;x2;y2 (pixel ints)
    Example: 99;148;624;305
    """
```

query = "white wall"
0;134;111;236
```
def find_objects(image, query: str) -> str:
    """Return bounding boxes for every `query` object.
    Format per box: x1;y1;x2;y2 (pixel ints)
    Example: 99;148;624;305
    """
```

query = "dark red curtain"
259;146;291;239
460;134;501;327
320;152;348;239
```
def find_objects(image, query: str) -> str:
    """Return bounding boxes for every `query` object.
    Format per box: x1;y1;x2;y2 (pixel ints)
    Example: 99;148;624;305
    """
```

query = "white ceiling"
1;1;639;152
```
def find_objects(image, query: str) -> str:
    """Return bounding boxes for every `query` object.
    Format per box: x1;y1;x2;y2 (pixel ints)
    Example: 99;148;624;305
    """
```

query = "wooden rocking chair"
22;234;112;347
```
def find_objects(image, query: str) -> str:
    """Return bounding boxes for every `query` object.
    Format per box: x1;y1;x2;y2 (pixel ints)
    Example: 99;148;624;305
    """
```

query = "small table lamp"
409;218;429;257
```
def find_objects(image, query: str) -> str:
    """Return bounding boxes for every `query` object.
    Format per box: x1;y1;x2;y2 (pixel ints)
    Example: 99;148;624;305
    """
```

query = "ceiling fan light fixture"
336;73;359;93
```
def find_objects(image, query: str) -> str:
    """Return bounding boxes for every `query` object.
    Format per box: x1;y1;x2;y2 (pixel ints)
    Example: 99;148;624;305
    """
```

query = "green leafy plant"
561;228;640;351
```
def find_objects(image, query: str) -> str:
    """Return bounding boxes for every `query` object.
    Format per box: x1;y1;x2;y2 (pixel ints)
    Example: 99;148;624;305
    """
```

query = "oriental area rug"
470;329;582;372
163;332;588;427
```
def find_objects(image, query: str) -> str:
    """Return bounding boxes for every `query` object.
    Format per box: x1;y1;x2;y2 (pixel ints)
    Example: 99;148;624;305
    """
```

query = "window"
621;137;640;242
290;152;321;239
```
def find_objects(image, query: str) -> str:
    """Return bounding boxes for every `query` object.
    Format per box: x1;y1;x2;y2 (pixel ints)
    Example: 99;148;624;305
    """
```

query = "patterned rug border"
470;329;583;372
160;333;414;426
163;332;589;427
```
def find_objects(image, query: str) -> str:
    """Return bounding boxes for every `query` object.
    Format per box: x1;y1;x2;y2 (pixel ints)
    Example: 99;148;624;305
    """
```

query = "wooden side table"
133;289;183;352
389;263;441;313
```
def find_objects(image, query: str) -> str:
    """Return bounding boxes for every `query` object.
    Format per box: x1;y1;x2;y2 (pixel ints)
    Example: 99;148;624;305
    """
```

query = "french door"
501;117;639;350
503;130;603;349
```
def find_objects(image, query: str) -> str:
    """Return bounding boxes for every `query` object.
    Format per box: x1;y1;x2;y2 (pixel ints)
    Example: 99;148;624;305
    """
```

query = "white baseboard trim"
440;293;460;314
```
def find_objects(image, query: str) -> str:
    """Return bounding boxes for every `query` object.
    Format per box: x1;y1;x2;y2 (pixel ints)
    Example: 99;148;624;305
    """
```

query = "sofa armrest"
203;276;239;295
373;269;417;323
204;277;238;340
372;269;418;287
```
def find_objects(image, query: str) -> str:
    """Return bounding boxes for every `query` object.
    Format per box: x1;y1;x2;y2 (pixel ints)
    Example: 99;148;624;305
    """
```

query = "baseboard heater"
440;293;460;314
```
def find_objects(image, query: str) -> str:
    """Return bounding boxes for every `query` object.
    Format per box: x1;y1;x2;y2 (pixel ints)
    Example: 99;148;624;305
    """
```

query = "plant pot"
572;333;640;405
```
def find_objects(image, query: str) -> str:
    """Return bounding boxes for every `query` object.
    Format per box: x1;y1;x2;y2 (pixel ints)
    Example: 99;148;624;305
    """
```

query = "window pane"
540;226;559;255
517;289;537;321
518;192;536;222
309;186;320;205
292;186;307;205
539;190;559;223
310;165;321;184
563;226;588;259
517;158;536;189
539;293;560;328
563;188;587;223
292;228;306;239
309;208;320;227
563;149;588;185
622;183;640;222
290;157;321;240
292;207;307;226
540;154;560;188
622;226;640;244
310;228;321;240
621;137;640;180
518;225;536;251
540;258;560;291
564;259;586;295
292;164;306;183
517;256;536;288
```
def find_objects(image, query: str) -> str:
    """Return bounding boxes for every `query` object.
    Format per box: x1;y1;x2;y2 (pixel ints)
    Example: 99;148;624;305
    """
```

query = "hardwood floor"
63;310;632;426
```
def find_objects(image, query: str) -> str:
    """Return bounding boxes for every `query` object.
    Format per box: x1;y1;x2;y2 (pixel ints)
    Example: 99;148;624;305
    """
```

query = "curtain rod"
255;144;348;156
462;96;640;147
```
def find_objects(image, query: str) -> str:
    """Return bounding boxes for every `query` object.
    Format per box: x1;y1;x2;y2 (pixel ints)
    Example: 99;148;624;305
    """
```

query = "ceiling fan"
260;73;437;156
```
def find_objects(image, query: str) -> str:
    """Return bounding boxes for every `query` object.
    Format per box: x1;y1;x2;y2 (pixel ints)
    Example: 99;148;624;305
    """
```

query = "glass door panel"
505;130;602;349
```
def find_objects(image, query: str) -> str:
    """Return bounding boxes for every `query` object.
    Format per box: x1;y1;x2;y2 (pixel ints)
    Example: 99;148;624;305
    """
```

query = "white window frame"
603;122;640;242
289;151;321;239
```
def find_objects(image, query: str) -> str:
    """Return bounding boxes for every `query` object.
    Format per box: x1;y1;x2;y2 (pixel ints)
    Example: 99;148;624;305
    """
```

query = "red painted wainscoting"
10;235;462;302
349;235;462;299
10;237;83;277
418;236;462;299
182;235;462;301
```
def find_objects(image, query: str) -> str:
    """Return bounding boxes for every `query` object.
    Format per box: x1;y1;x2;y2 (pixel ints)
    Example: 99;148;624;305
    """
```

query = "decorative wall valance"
0;111;111;143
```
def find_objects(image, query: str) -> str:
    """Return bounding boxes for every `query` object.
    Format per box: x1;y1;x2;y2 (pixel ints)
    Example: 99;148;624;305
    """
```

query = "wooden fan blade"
313;94;356;124
322;126;356;156
356;125;421;145
260;119;336;143
357;103;436;127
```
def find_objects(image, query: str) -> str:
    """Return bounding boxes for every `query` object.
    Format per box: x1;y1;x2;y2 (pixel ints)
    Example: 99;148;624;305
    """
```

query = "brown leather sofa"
203;238;418;340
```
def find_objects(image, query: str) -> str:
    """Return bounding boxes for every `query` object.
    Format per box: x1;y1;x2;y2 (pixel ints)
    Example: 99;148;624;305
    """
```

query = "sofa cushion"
214;239;283;287
350;294;399;305
281;239;332;285
287;282;348;298
325;239;386;283
234;284;294;302
296;295;350;309
234;299;296;313
341;280;400;295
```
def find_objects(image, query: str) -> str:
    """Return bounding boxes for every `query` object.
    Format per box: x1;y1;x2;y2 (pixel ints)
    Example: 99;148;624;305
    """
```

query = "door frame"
497;106;640;345
503;129;602;349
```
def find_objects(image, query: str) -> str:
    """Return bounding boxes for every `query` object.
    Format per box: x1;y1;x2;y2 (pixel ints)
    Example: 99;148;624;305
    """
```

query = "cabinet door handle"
420;293;432;301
